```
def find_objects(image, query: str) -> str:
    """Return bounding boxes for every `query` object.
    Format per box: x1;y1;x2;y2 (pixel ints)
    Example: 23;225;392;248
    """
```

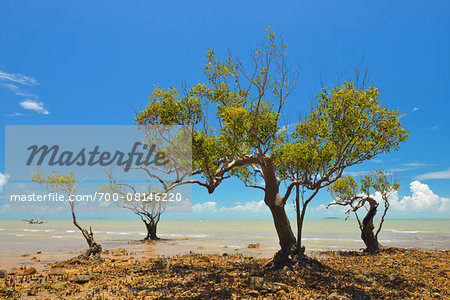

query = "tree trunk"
296;202;308;257
295;185;302;255
261;164;296;267
361;200;380;253
70;201;102;260
143;220;160;241
264;190;296;265
265;192;323;269
79;227;102;259
295;189;320;261
268;201;296;251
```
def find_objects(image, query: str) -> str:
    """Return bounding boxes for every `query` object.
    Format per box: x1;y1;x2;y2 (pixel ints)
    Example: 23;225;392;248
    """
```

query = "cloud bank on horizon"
193;200;266;214
388;181;449;213
192;180;449;218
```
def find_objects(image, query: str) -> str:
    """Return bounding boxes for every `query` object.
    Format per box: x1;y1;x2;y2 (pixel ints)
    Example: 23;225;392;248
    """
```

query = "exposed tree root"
264;247;327;271
78;243;103;262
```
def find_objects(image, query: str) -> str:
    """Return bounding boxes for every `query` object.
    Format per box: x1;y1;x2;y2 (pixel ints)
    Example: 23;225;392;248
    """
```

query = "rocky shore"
0;247;448;299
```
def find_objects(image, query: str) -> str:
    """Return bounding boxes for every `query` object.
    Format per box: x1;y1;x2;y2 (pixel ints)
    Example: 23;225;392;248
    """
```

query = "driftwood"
22;217;46;224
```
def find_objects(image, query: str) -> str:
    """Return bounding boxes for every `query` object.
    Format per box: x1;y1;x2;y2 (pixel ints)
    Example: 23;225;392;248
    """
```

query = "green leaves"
328;176;358;202
274;81;409;189
30;170;76;192
328;170;399;204
328;170;399;237
134;29;408;200
135;30;294;189
135;87;203;126
367;170;400;200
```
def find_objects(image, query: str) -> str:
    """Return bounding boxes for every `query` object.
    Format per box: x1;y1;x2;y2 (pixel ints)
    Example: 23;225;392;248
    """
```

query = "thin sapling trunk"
70;201;102;259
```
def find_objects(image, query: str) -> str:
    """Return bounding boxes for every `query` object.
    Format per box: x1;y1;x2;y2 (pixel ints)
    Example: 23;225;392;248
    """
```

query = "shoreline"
1;218;449;272
2;237;448;272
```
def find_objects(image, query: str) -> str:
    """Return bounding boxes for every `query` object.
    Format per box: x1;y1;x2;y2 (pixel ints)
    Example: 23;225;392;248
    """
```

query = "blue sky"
0;1;449;219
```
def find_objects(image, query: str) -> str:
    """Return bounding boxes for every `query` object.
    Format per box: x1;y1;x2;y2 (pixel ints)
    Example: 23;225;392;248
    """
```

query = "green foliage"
135;27;290;187
130;28;410;253
274;82;409;189
135;87;204;126
30;170;76;194
362;170;400;200
327;176;358;202
134;28;408;201
328;170;399;204
328;170;399;237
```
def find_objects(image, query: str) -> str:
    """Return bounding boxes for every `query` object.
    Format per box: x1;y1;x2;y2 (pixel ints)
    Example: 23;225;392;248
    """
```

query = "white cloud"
370;159;383;164
192;201;218;213
416;168;450;180
0;173;10;192
0;70;38;86
412;107;420;112
99;201;111;208
6;112;23;117
344;170;372;177
20;100;49;114
0;69;49;115
192;200;266;214
315;204;327;211
326;181;450;216
346;163;432;178
1;82;20;92
1;83;39;100
220;200;265;213
403;162;432;168
390;180;449;213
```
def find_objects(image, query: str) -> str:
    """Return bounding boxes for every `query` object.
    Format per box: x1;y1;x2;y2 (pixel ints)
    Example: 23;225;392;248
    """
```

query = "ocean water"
0;218;448;270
